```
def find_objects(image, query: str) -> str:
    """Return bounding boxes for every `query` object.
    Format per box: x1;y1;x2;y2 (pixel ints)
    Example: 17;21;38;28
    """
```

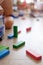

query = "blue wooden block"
0;49;10;59
8;34;14;39
0;26;4;37
0;32;3;37
10;15;19;18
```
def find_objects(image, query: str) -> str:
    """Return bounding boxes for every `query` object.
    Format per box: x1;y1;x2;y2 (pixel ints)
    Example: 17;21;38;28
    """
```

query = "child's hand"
4;16;14;29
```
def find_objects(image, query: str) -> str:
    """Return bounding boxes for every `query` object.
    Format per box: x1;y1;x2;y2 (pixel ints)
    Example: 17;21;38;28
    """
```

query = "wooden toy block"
0;38;2;41
0;46;9;51
0;49;10;59
26;27;31;32
8;34;14;39
10;15;19;18
13;26;18;38
13;41;25;49
0;32;3;41
26;50;42;61
18;31;21;34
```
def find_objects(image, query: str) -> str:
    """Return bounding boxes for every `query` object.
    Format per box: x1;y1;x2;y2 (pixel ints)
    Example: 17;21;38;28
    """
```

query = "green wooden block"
13;26;18;38
0;46;9;51
13;41;25;49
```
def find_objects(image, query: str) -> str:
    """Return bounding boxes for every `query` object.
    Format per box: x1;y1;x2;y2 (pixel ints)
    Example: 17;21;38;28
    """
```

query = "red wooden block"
26;50;42;61
18;31;21;34
26;27;31;32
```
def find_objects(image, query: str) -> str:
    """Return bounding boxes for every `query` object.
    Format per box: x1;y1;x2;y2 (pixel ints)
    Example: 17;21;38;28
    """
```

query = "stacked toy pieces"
0;15;5;41
0;45;10;59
